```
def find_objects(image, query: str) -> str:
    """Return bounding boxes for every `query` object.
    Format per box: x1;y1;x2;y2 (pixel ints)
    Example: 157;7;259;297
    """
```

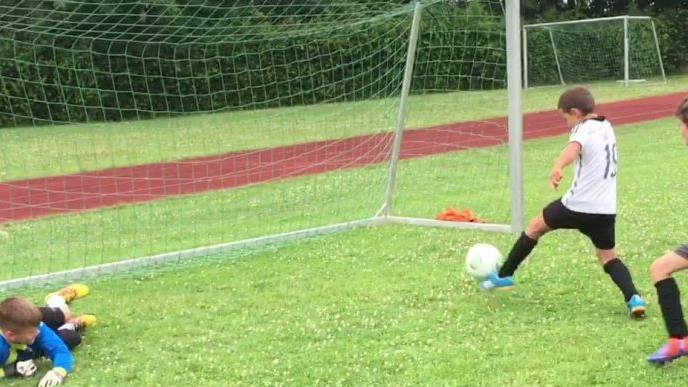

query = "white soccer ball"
465;243;502;279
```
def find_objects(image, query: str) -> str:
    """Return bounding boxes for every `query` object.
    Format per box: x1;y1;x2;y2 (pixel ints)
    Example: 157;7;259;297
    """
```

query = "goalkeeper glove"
38;368;66;387
2;359;37;378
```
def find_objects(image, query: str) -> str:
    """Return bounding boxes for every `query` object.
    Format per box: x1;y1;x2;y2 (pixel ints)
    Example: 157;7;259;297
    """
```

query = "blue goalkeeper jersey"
0;322;73;373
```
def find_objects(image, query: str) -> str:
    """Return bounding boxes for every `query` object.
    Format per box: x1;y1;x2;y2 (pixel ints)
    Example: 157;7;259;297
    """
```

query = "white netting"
0;0;512;286
525;17;665;87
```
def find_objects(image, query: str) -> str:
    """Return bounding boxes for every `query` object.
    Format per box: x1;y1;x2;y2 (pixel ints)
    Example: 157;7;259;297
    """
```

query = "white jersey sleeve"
561;117;617;214
569;124;590;147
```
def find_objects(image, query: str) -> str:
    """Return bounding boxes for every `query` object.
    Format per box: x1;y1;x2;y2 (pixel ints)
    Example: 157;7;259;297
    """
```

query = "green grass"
1;76;687;181
8;223;688;386
2;113;688;385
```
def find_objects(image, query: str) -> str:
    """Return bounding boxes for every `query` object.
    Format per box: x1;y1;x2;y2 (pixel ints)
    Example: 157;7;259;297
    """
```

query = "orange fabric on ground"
435;207;485;223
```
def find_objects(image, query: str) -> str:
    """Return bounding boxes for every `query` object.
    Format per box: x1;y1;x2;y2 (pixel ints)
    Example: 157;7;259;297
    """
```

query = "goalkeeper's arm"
34;323;73;374
32;324;73;386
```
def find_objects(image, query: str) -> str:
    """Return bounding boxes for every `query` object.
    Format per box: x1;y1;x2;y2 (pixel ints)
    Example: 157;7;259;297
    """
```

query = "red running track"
0;92;684;223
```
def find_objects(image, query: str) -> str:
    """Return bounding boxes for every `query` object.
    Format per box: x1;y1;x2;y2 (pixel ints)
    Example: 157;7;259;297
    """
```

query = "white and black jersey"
561;117;617;215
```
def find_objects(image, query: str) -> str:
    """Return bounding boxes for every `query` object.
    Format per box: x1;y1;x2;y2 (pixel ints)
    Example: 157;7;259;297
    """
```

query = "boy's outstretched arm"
550;142;582;190
34;323;73;386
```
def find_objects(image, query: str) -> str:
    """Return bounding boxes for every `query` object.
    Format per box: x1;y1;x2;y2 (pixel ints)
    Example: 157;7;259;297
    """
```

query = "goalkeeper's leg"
56;314;97;351
45;284;89;306
44;284;90;324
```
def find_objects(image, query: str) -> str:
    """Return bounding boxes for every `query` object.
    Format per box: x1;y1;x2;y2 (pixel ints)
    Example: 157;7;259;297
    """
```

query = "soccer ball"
465;243;502;279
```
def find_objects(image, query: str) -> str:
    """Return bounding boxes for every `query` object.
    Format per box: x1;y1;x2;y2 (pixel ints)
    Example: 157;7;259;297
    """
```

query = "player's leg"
45;284;89;306
647;249;688;364
597;247;646;318
44;284;89;323
501;211;551;275
44;284;86;324
56;314;96;351
56;329;81;351
584;217;646;318
480;200;560;290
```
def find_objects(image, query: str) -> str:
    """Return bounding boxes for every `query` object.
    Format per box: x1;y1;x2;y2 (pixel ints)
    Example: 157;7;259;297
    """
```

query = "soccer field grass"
6;113;688;386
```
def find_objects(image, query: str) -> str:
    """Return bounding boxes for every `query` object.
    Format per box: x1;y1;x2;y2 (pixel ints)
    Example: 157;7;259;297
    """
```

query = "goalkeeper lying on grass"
0;284;95;386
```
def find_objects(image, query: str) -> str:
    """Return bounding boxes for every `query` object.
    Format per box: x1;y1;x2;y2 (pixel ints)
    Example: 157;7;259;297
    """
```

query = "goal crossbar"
524;15;651;29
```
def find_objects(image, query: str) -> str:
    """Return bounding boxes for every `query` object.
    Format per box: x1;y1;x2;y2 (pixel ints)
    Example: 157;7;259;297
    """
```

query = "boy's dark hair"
0;297;41;331
557;86;595;115
676;96;688;125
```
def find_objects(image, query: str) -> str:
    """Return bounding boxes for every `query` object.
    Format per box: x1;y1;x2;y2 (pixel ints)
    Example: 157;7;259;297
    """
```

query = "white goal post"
379;0;524;235
523;15;666;88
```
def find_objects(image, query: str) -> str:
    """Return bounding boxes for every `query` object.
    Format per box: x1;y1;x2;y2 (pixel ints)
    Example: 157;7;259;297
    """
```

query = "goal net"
524;16;666;88
0;0;520;289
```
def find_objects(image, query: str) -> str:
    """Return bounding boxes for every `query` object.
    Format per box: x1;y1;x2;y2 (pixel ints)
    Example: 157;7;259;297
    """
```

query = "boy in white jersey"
480;86;647;318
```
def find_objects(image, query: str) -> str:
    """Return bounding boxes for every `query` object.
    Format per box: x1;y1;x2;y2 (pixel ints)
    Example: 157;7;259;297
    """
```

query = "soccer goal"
0;0;522;289
523;16;666;88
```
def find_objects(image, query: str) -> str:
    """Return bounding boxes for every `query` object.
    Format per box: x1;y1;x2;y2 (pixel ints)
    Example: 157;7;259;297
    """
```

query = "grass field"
3;112;688;385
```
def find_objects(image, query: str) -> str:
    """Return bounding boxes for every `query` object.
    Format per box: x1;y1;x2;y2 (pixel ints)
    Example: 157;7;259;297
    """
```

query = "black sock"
57;328;82;350
603;258;639;302
498;232;538;277
656;278;688;339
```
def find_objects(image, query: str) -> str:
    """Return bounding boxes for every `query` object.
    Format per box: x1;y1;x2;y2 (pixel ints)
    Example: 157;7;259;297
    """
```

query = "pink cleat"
647;337;688;365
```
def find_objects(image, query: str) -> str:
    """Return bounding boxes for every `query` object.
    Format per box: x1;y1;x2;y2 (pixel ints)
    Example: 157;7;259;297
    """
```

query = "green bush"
0;1;505;127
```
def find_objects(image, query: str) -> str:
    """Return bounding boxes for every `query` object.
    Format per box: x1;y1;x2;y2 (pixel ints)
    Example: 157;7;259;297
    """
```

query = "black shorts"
542;199;616;250
39;307;66;331
675;244;688;259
